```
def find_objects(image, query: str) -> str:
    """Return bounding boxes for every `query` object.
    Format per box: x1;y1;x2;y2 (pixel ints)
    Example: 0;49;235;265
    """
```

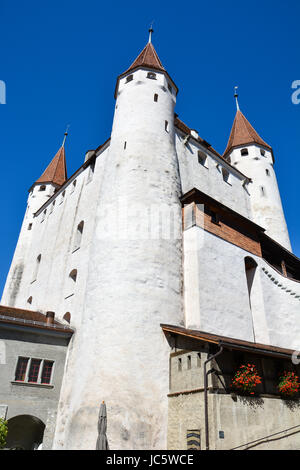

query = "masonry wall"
168;350;300;450
0;326;69;449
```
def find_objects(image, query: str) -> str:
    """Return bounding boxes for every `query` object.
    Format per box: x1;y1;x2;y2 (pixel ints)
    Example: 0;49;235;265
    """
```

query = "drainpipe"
204;344;224;450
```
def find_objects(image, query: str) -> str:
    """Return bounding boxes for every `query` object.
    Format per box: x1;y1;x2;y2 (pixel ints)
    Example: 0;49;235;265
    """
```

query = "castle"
1;30;300;450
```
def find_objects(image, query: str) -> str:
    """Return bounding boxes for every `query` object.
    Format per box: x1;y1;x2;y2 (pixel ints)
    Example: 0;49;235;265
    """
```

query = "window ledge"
65;293;74;300
11;381;54;389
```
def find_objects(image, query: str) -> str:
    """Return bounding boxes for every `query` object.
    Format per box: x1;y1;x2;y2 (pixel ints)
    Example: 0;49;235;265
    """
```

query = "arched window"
71;180;77;193
66;269;77;299
244;257;258;341
73;221;84;252
69;269;77;282
32;254;41;283
63;312;71;324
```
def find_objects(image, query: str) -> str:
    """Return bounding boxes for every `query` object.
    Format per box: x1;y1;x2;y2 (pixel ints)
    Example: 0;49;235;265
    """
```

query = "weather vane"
62;124;70;147
148;21;154;43
234;86;240;111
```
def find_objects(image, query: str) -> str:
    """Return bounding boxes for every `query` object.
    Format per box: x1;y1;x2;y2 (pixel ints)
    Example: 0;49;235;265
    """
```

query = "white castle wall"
229;145;291;251
183;225;300;350
175;133;252;220
52;67;184;450
1;146;109;329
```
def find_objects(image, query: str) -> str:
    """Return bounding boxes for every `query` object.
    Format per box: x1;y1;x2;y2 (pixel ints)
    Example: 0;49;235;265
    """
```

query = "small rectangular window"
211;211;220;225
28;223;32;230
165;120;169;132
187;355;191;370
154;94;158;102
178;358;182;372
241;148;249;156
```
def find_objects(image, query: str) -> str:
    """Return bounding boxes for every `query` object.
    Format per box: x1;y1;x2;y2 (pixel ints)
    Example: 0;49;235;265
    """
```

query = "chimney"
46;311;55;325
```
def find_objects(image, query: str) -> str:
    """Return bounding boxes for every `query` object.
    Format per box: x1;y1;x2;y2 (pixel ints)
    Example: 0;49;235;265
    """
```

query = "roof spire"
62;124;70;147
148;22;154;43
234;86;240;111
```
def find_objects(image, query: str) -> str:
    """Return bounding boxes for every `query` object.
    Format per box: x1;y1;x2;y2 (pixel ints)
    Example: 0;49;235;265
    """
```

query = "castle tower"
52;31;184;450
1;141;67;307
223;93;291;251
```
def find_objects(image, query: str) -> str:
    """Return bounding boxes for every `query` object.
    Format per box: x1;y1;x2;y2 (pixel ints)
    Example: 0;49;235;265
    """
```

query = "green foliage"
0;418;8;449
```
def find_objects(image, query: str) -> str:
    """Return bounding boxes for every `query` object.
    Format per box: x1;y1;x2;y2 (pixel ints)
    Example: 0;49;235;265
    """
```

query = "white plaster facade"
1;37;299;450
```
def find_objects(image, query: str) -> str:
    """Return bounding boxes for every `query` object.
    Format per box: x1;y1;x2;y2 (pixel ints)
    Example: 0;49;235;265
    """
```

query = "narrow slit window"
154;94;158;102
28;223;32;230
165;120;169;132
187;355;191;370
32;254;41;283
266;169;270;176
124;141;127;149
260;186;266;197
178;358;182;372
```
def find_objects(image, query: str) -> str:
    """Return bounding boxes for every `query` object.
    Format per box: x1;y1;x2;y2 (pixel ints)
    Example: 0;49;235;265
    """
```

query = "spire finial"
62;124;70;147
148;21;154;43
234;86;240;111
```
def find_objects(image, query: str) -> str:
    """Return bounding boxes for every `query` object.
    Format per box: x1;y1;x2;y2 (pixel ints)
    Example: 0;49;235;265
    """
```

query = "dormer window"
241;148;249;156
222;168;230;183
147;72;156;80
126;74;133;83
198;151;207;167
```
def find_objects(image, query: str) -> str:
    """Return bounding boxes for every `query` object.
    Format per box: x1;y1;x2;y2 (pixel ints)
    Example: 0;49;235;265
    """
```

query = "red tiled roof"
125;42;165;75
161;324;294;358
35;146;67;187
0;305;73;334
223;110;272;157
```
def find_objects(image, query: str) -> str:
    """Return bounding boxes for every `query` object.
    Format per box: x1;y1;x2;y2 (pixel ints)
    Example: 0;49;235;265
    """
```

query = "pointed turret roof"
223;109;272;157
114;31;178;97
124;42;166;74
35;146;67;187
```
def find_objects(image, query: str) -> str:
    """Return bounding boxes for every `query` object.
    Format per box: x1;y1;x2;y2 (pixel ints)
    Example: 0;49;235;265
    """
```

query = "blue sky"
0;0;299;295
